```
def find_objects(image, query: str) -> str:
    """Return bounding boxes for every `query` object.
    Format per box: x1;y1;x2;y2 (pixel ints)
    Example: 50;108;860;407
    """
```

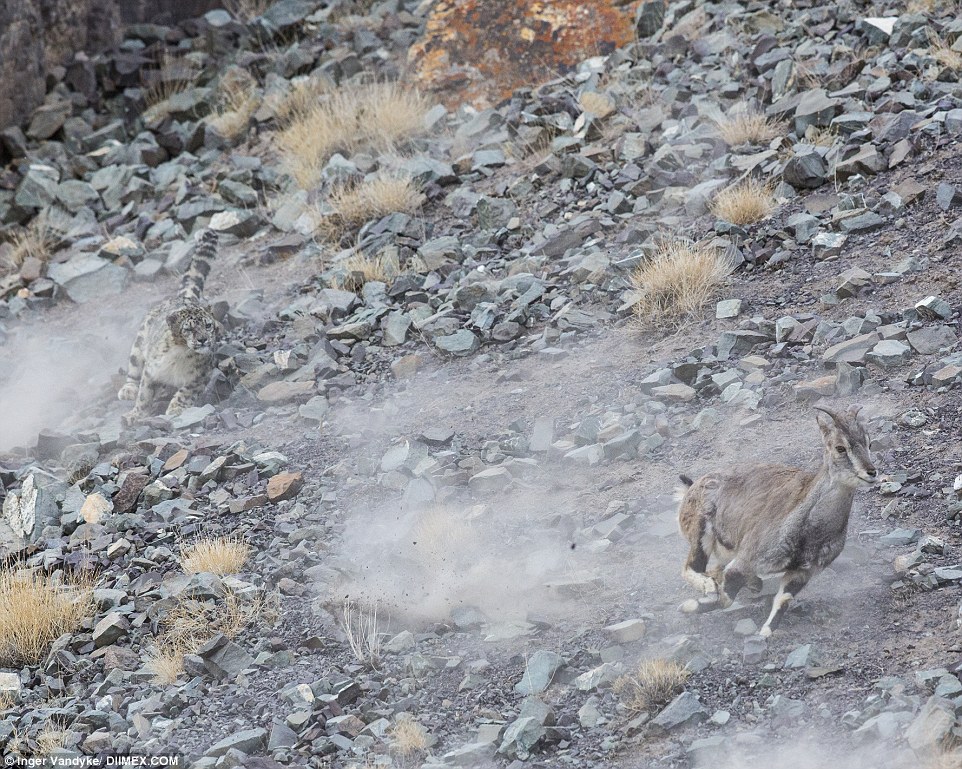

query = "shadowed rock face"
408;0;638;108
0;0;220;130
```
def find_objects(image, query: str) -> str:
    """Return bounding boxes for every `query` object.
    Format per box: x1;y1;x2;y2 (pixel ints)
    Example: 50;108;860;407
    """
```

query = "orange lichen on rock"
408;0;638;108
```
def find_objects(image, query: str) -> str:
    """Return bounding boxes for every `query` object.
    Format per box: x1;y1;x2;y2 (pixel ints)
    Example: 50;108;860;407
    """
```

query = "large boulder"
0;0;120;130
409;0;637;107
0;0;220;132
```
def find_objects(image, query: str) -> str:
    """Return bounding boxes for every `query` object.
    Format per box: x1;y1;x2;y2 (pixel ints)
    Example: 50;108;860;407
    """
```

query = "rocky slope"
1;0;962;767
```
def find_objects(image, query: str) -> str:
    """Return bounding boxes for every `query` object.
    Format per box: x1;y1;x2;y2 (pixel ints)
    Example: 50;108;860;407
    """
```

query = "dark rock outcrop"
0;0;221;130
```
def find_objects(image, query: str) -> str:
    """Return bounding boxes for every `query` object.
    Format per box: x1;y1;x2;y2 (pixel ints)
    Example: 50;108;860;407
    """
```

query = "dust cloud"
0;305;141;451
332;488;625;627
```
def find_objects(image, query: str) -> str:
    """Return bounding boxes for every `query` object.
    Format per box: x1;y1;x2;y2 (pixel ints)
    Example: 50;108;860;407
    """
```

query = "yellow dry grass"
800;124;839;147
335;248;401;292
613;658;690;714
207;69;259;142
630;240;734;325
928;31;962;70
710;178;775;225
714;110;782;145
0;568;93;666
180;536;250;576
7;723;71;758
389;716;429;759
277;82;430;188
146;589;268;684
142;51;200;118
321;174;424;240
3;215;56;276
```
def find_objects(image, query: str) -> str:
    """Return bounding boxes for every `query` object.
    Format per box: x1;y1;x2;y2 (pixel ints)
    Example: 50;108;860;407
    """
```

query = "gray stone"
879;528;921;546
906;326;956;355
2;469;67;541
839;212;885;234
635;0;665;36
866;340;911;368
47;255;128;304
835;145;887;179
811;231;846;258
743;635;768;663
783;150;828;189
905;696;956;753
205;727;267;757
836;267;871;298
267;720;298;751
821;332;879;365
15;164;59;209
734;618;758;636
936;183;962;211
514;650;564;695
786;212;819;242
715;299;742;319
435;329;479;356
92;612;129;648
169;405;215;429
604;619;646;643
916;296;952;320
202;639;254;679
298;396;329;424
784;644;813;668
382;311;411;347
651;383;696;402
794;89;840;135
717;330;770;359
578;697;603;728
650;691;707;733
443;742;496;766
498;717;545;758
469;467;512;495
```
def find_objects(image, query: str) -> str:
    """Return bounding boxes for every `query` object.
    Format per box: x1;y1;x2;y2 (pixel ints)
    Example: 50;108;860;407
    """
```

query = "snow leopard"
118;230;220;424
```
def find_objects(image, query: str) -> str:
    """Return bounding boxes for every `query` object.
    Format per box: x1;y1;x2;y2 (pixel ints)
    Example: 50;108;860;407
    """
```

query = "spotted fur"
118;230;219;424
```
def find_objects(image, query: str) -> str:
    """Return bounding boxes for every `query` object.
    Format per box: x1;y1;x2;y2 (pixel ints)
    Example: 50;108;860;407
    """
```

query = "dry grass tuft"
7;723;71;758
630;240;734;325
146;589;269;684
321;175;424;240
335;249;401;292
614;658;690;715
142;52;200;116
3;215;56;277
274;77;330;124
277;82;430;188
145;642;189;685
928;31;962;70
180;536;250;576
207;69;259;141
35;727;70;755
800;125;839;147
0;568;93;666
389;716;429;759
340;600;381;667
710;178;775;225
714;109;782;145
